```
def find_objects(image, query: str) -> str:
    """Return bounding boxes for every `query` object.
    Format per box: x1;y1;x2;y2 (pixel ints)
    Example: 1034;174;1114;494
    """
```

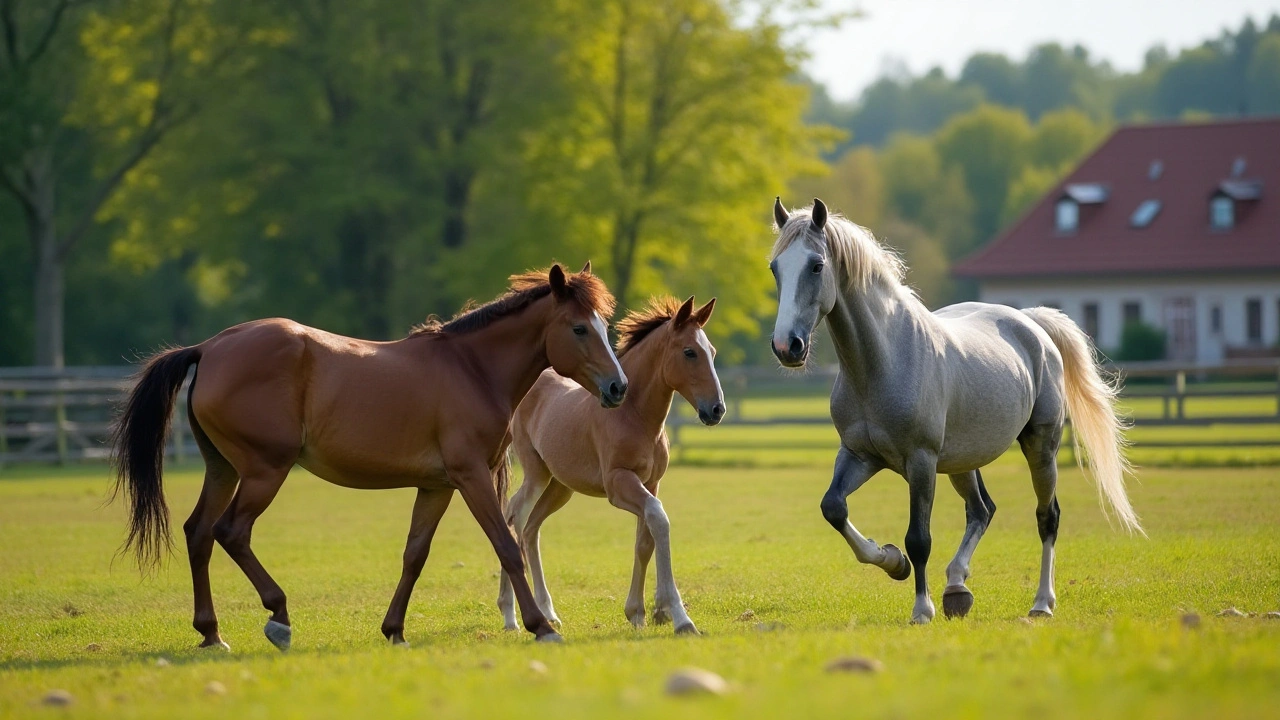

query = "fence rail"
2;359;1279;467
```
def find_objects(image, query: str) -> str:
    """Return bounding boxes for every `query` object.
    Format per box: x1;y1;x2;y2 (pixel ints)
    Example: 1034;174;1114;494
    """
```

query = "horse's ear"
811;198;828;232
580;260;592;275
693;297;716;327
548;264;568;299
774;196;790;229
674;296;695;328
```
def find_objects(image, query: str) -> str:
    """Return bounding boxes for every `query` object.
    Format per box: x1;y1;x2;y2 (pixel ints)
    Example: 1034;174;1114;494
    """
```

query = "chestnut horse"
496;296;723;635
112;264;625;650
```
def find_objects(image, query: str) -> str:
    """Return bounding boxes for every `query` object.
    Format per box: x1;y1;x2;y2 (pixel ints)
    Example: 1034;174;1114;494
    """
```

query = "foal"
112;264;625;650
769;198;1141;624
497;296;723;635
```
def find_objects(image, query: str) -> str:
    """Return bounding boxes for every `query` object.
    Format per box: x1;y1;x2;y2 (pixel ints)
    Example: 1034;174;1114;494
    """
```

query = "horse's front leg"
904;453;939;624
624;517;655;628
820;447;909;580
606;470;697;635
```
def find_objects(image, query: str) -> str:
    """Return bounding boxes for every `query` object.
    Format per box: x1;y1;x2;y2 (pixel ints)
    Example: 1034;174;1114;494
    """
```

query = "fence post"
1175;371;1186;420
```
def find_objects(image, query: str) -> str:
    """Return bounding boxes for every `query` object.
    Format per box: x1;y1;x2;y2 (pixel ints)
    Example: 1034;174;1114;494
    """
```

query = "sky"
803;0;1280;101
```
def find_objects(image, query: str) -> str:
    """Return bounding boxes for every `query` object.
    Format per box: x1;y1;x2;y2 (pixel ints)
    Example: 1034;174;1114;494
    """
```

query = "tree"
934;105;1032;251
1247;33;1280;115
521;0;832;353
0;0;244;367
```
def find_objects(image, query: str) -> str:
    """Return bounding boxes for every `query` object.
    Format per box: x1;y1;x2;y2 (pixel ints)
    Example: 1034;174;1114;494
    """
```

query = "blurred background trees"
1;2;1278;366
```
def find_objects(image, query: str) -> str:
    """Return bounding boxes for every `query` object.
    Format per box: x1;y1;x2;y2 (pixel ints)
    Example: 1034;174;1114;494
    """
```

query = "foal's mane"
409;268;616;337
614;296;683;357
771;205;907;292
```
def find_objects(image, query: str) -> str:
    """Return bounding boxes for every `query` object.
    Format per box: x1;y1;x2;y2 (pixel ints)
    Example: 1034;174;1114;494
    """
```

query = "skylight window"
1210;196;1234;230
1063;183;1109;204
1130;199;1161;228
1055;199;1078;233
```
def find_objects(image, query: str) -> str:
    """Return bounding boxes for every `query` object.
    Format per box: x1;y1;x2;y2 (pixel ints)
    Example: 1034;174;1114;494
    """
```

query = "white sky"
803;0;1280;101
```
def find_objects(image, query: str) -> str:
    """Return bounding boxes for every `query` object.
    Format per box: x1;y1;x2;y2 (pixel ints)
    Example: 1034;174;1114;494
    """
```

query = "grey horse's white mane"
771;208;907;293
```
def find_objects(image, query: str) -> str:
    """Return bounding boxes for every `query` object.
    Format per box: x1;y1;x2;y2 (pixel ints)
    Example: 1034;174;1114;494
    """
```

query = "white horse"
769;197;1141;624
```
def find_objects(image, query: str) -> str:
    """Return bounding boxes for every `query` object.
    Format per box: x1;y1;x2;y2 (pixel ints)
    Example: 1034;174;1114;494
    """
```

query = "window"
1211;305;1222;334
1083;303;1099;341
1130;199;1161;228
1246;298;1262;343
1123;301;1142;326
1055;199;1078;233
1211;196;1234;229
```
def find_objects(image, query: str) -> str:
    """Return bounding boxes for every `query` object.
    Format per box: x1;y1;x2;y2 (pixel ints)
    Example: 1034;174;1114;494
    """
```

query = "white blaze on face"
772;242;812;349
591;311;624;378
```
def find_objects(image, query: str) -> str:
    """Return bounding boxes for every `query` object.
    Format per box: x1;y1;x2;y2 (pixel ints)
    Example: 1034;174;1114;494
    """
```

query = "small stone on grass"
205;681;227;696
736;609;755;622
824;656;883;674
41;690;73;707
155;657;171;667
1180;612;1201;629
665;667;728;696
1217;607;1249;618
529;660;548;675
84;643;101;652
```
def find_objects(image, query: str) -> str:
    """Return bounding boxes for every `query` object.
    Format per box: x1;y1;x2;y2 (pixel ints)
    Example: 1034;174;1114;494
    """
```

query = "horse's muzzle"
772;332;809;368
697;401;726;426
599;378;628;408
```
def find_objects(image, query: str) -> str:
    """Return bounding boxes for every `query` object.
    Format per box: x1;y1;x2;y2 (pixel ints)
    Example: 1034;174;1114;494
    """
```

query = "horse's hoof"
942;586;974;619
882;544;911;581
388;633;409;647
627;613;646;629
1028;608;1053;619
535;632;564;643
199;637;231;651
674;622;700;636
264;620;292;652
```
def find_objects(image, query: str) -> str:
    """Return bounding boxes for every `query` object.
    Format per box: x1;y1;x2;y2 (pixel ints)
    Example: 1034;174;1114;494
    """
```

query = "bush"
1113;321;1166;362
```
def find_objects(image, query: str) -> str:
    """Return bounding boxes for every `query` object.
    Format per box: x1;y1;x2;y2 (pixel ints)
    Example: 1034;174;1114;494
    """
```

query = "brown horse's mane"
614;296;683;357
409;268;616;338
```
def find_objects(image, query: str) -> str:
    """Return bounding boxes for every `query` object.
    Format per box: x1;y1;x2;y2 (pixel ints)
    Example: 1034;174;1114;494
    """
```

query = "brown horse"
496;296;722;635
111;264;625;650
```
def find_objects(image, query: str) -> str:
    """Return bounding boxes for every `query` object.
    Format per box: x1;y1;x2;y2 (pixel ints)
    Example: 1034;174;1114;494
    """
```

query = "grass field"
2;454;1279;719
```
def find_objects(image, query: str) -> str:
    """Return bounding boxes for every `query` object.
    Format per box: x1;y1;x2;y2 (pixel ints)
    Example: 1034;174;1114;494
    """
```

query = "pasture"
2;453;1279;719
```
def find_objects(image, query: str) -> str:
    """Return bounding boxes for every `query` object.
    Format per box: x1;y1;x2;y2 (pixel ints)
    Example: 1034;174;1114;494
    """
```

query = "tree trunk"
610;210;643;309
28;150;64;369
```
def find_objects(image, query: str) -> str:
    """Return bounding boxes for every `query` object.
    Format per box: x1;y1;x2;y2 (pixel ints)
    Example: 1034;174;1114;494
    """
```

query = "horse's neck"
451;300;553;411
619;332;675;437
827;281;932;388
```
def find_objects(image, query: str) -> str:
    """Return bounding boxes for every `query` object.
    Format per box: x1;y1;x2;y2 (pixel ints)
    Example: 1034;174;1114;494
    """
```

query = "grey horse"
769;197;1141;624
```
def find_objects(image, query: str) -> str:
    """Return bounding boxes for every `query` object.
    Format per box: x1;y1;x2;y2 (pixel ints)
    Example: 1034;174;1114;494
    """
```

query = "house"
953;118;1280;364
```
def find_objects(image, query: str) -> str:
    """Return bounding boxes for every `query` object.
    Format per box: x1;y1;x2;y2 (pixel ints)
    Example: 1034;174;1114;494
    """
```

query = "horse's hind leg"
942;470;996;619
183;432;239;650
1020;424;1061;617
213;466;293;650
382;487;454;645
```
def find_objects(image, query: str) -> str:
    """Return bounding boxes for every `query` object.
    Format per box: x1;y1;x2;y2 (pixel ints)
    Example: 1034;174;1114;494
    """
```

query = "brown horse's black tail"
111;345;201;571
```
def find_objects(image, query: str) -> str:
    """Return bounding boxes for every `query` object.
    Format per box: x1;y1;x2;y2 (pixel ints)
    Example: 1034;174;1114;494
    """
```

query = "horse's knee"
1036;497;1061;544
643;501;670;538
820;493;847;529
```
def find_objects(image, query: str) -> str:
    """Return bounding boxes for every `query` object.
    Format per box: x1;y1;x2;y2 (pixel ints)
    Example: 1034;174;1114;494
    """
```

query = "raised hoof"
674;622;700;636
882;544;911;582
264;620;292;652
535;632;564;644
942;586;975;619
199;637;231;652
1028;608;1053;619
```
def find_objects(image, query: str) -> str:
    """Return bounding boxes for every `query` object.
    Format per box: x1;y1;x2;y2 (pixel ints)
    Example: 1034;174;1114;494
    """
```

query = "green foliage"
1115;322;1167;362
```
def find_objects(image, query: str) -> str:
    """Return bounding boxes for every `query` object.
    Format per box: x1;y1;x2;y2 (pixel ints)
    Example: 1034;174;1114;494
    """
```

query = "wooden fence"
2;360;1279;467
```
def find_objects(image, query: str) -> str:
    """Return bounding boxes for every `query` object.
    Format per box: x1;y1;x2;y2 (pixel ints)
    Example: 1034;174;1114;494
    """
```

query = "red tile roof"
953;117;1280;279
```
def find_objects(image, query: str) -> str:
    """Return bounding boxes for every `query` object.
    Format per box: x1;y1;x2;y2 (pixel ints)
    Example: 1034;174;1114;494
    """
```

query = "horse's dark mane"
409;268;616;338
614;296;682;356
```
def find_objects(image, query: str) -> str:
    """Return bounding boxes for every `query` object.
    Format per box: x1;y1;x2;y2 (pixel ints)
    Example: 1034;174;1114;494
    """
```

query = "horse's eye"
812;261;824;274
683;348;696;359
573;325;587;336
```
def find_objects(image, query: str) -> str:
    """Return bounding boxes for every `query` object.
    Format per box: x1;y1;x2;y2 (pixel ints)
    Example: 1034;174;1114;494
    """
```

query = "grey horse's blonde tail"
1023;307;1143;535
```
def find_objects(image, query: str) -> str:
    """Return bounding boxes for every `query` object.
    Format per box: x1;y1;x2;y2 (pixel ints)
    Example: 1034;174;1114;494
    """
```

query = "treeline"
0;0;831;367
795;15;1280;308
3;4;1279;368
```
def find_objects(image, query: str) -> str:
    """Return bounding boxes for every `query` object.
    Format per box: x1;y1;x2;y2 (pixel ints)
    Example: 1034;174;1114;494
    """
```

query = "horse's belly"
297;447;446;490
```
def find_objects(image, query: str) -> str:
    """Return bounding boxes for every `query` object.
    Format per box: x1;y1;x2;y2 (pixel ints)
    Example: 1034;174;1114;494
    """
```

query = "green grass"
671;394;1280;466
2;457;1279;719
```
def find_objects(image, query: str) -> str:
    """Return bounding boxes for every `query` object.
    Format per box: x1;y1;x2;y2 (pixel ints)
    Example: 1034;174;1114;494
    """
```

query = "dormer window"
1210;196;1234;229
1055;198;1078;233
1130;199;1161;228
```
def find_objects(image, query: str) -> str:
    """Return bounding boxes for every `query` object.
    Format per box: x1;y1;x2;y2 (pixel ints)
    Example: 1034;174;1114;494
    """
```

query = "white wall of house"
977;274;1280;362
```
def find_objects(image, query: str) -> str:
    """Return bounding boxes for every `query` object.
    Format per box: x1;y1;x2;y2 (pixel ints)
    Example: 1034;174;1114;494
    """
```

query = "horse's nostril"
713;403;726;418
788;335;805;357
609;381;626;399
